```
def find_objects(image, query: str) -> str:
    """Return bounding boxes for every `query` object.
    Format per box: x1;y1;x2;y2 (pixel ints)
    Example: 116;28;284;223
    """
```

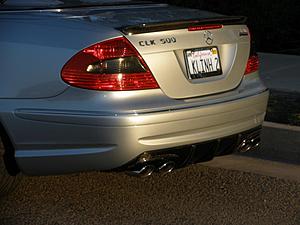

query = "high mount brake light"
61;37;159;91
188;24;223;31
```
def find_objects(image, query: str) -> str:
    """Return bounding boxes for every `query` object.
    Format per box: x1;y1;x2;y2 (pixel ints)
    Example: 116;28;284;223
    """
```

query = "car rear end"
0;2;268;176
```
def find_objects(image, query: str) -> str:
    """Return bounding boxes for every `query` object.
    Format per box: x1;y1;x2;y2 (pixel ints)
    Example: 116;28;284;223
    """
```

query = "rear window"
0;0;150;10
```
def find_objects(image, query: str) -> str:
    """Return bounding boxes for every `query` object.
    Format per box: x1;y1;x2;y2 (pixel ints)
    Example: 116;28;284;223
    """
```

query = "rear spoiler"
119;16;247;35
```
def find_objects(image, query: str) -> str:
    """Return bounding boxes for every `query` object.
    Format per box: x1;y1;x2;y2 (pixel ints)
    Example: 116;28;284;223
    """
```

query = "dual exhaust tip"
127;161;176;178
237;130;261;153
127;128;262;177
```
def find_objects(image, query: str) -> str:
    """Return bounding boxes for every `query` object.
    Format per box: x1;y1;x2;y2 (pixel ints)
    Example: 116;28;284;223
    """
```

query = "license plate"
184;47;222;79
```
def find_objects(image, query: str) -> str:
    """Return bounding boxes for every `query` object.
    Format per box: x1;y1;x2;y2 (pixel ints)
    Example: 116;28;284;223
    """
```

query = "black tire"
0;136;19;197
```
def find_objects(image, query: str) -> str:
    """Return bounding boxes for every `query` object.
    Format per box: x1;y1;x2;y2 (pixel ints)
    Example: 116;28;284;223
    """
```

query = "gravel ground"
0;164;299;225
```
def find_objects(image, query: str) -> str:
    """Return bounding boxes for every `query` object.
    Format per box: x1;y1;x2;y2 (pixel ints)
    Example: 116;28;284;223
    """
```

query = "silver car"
0;0;269;195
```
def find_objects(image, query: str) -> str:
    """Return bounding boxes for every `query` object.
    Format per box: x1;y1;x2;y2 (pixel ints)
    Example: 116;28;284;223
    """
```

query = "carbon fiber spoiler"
119;16;247;35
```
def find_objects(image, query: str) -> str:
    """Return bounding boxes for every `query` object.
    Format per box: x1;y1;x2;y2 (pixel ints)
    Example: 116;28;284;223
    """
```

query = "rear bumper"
121;126;262;174
13;90;269;175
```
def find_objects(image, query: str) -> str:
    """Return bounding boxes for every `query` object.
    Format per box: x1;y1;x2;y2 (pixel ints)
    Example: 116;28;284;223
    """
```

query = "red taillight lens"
188;24;223;31
61;37;159;91
244;27;259;75
244;55;259;75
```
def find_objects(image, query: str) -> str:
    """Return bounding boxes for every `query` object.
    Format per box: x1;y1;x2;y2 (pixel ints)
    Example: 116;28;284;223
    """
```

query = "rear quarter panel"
0;13;121;98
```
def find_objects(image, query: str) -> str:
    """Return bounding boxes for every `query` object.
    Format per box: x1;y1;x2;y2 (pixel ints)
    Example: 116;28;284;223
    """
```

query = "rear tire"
0;136;19;197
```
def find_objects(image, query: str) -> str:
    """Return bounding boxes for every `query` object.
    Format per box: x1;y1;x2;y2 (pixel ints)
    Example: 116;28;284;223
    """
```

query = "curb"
263;121;300;132
240;121;300;165
202;155;300;182
265;89;300;126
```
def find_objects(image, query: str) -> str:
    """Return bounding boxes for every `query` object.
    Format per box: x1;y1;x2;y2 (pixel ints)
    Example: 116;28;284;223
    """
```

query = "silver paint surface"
0;3;269;175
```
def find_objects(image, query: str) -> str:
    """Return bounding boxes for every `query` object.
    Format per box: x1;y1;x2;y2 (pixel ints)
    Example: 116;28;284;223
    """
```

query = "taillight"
244;55;259;75
244;28;259;75
61;37;159;91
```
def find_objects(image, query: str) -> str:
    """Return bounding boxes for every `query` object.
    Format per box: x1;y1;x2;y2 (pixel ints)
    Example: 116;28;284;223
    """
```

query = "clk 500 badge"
139;40;156;46
138;37;176;47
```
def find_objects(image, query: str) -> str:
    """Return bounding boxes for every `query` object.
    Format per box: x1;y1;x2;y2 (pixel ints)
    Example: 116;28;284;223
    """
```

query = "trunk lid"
66;4;250;98
125;22;250;98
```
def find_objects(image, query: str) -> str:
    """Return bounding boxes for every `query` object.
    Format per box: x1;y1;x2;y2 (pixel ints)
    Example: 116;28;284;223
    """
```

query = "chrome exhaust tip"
238;140;252;153
127;165;156;177
237;128;262;153
159;161;175;174
238;137;261;153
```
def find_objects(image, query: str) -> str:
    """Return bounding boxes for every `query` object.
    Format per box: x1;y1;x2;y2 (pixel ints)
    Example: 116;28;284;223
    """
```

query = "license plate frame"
184;46;222;79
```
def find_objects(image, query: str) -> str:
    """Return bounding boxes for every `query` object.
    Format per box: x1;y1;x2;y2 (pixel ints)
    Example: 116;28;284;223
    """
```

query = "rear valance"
119;16;247;35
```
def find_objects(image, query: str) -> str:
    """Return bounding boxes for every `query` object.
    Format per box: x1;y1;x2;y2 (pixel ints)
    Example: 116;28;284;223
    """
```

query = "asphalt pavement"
0;163;300;225
259;53;300;93
259;53;300;126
